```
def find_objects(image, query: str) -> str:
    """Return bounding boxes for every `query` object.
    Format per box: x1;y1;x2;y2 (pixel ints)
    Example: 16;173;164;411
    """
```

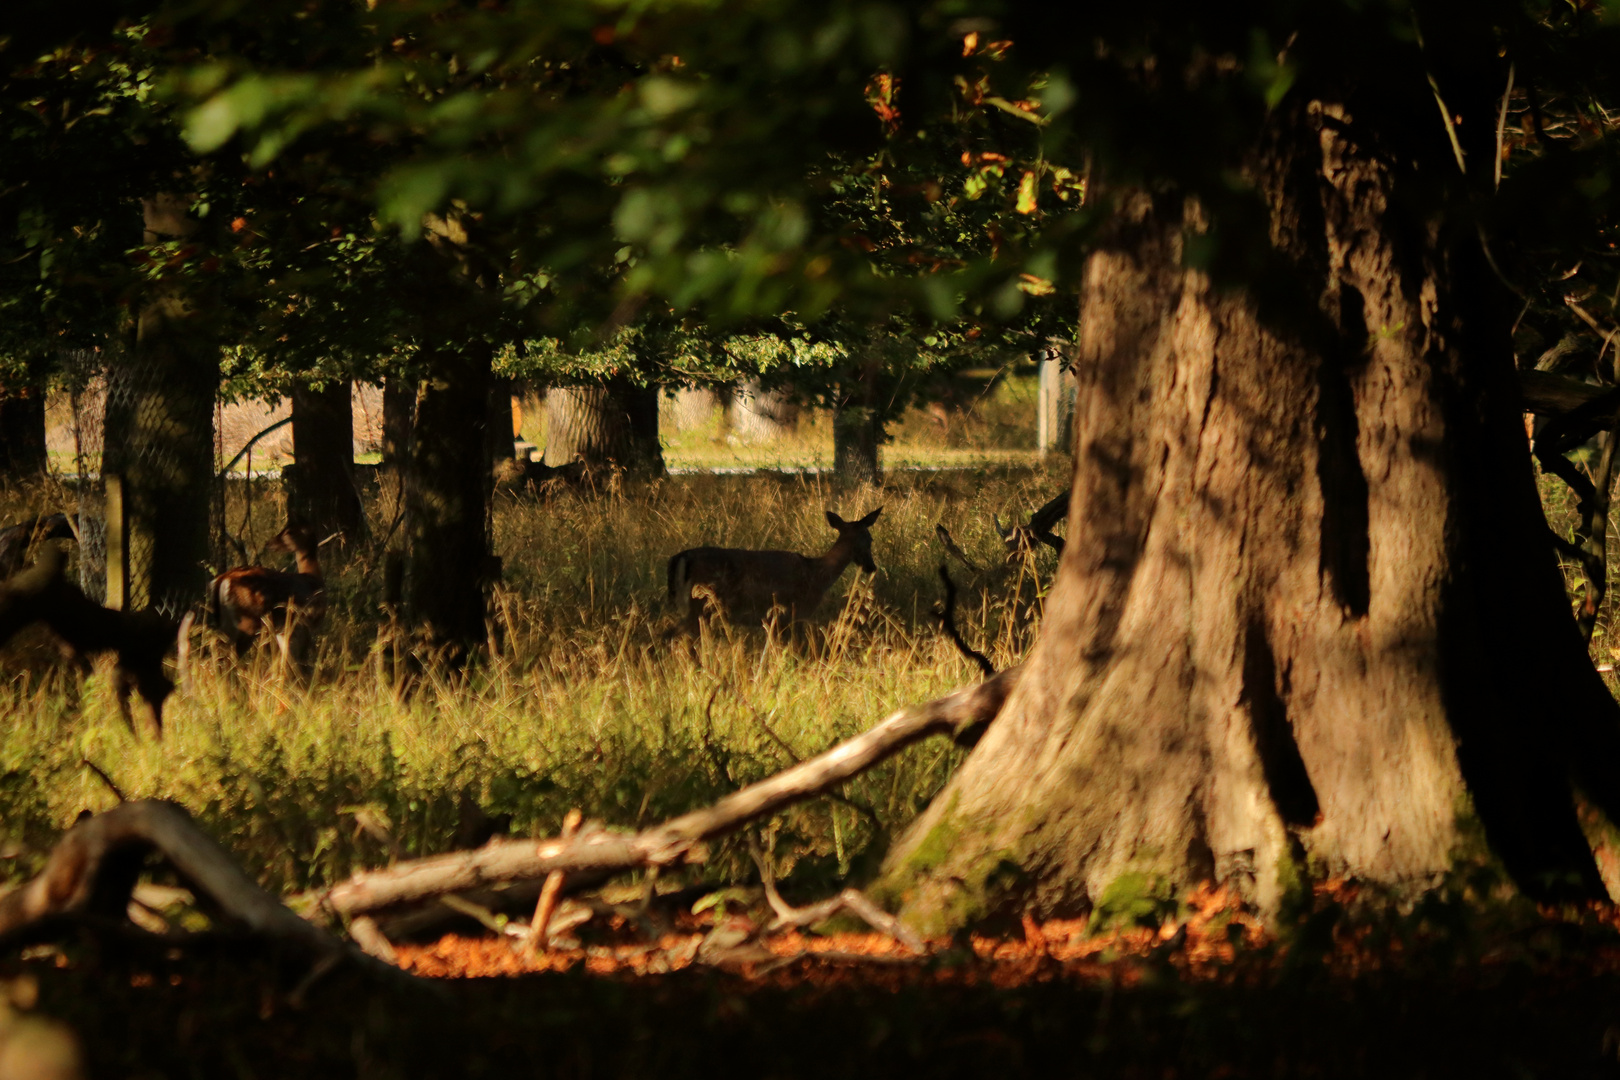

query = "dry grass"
0;462;1069;899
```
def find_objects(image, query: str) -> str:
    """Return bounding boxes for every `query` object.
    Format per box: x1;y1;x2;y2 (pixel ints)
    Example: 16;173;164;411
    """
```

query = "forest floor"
7;892;1620;1078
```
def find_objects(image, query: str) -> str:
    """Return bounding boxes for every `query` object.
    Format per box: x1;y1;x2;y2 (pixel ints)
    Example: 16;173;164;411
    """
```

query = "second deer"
207;521;327;668
667;508;882;635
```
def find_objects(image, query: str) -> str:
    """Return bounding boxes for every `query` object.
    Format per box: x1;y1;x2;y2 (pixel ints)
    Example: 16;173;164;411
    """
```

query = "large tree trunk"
103;194;215;616
878;104;1620;933
542;378;663;475
287;378;363;543
382;375;415;471
729;380;799;443
832;402;880;484
403;340;493;653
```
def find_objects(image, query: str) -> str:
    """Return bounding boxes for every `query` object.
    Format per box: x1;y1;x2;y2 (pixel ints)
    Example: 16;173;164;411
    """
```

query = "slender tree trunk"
542;378;664;475
833;401;880;484
382;376;415;471
103;194;215;615
879;103;1620;933
287;378;363;543
0;383;48;481
486;374;515;472
403;339;492;652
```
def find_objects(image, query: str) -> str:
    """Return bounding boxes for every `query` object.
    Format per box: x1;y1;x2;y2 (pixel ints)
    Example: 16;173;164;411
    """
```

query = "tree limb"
932;565;994;680
307;668;1022;920
0;801;336;957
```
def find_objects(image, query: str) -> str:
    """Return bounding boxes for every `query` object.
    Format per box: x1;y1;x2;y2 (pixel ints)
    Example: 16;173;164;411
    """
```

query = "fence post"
104;474;126;611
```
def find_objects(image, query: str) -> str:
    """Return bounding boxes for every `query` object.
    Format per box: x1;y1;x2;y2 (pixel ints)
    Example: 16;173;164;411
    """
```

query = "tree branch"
308;668;1022;919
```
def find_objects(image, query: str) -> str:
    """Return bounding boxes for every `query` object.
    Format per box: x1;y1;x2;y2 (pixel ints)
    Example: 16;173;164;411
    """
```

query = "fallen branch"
751;839;923;953
0;800;336;958
526;808;582;952
309;668;1022;920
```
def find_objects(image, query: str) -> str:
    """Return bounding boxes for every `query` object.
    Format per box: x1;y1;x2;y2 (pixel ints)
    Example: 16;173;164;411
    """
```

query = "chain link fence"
55;348;227;614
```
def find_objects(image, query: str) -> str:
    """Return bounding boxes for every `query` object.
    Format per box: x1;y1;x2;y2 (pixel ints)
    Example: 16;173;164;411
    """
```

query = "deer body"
209;522;326;664
667;509;881;633
0;544;174;736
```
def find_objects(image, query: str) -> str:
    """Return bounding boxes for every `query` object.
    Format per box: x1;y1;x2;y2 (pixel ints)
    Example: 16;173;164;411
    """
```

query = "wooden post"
104;475;126;611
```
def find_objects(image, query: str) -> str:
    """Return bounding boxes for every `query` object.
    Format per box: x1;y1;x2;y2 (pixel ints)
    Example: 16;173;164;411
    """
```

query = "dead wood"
932;566;994;681
0;801;336;957
309;668;1021;920
527;809;582;952
751;839;923;952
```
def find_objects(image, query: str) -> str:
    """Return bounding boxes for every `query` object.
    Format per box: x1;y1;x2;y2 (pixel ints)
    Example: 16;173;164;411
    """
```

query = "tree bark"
403;340;493;653
382;375;415;471
103;194;215;616
542;378;664;475
287;378;363;543
878;103;1620;933
729;380;799;443
486;374;515;472
833;402;881;484
0;383;48;481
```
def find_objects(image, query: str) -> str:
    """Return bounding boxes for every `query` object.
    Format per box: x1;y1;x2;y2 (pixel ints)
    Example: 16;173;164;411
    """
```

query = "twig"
1495;62;1515;191
749;838;923;952
934;523;982;573
347;916;397;964
307;667;1022;919
81;758;126;803
933;566;994;679
1427;71;1467;174
527;808;582;952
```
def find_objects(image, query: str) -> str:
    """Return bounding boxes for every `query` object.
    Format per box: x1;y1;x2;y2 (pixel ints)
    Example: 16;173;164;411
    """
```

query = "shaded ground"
9;898;1620;1079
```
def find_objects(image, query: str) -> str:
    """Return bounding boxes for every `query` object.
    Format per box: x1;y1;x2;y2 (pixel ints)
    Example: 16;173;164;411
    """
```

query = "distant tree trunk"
665;387;722;434
486;374;515;472
103;194;215;615
382;376;415;471
543;378;664;475
833;402;881;484
287;378;363;543
403;339;492;653
878;102;1620;934
729;380;799;443
1036;348;1075;459
0;383;48;481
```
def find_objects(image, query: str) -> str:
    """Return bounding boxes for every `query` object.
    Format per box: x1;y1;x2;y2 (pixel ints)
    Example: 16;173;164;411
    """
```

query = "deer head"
267;520;317;556
826;508;882;573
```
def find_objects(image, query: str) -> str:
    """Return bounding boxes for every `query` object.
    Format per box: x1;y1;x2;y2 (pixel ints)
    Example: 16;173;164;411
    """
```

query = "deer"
667;508;882;635
206;520;326;668
0;542;175;737
0;513;77;581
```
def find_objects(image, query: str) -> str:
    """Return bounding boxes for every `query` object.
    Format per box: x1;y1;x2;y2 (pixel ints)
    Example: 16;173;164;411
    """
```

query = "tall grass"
0;464;1069;899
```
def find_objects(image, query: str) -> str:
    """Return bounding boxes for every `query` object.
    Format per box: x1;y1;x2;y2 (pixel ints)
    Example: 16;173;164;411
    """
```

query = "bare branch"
309;668;1022;919
0;801;336;957
933;565;994;679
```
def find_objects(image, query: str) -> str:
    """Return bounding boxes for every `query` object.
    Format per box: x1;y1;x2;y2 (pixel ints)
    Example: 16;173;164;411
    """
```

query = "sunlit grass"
0;463;1068;899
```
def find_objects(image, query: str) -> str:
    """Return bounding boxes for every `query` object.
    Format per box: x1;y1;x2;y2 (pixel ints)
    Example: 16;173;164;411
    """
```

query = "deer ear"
826;510;846;529
856;508;882;528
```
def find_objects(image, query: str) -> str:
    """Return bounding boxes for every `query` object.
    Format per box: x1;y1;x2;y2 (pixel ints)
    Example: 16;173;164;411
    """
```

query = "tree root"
307;668;1021;921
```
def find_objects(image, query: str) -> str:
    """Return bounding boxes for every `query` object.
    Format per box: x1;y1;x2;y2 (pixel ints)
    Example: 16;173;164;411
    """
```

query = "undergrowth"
0;464;1067;899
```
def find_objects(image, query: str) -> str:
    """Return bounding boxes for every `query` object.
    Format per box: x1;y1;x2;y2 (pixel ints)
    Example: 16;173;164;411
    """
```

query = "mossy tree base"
879;100;1620;936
